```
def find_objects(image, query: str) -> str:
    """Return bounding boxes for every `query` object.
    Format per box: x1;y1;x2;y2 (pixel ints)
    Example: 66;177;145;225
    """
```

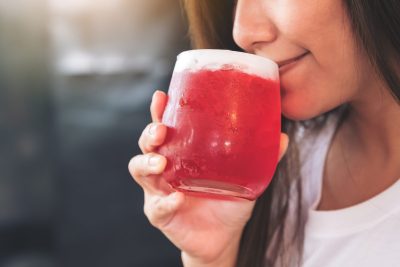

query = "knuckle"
128;155;143;178
152;124;167;146
139;123;157;153
130;153;166;180
154;198;165;214
147;122;157;136
144;198;161;227
138;126;150;152
146;153;167;174
138;136;145;152
148;122;165;145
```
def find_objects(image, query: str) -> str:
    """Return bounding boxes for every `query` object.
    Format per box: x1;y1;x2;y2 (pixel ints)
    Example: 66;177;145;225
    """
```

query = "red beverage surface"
158;68;281;200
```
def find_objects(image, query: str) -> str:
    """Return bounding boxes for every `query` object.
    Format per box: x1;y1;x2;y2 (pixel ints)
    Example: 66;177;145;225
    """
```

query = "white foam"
174;49;278;80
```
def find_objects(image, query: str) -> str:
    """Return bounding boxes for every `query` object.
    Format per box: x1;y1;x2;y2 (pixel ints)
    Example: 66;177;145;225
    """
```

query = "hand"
129;90;289;266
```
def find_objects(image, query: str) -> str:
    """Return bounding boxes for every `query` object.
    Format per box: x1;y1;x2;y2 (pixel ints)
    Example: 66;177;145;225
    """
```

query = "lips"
277;52;309;72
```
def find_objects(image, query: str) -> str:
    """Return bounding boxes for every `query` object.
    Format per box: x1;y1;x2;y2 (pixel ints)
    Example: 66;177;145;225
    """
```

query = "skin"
130;91;289;267
233;0;400;210
233;0;371;121
130;0;400;266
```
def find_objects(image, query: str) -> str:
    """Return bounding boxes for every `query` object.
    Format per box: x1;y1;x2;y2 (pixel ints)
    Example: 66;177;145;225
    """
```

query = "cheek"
280;56;361;121
280;12;365;120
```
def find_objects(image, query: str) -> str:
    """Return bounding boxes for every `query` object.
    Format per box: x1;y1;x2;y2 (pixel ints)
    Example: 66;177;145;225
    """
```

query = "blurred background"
0;0;189;266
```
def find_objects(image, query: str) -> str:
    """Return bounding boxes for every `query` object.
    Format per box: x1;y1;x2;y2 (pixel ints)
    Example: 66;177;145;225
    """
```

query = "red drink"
158;50;280;200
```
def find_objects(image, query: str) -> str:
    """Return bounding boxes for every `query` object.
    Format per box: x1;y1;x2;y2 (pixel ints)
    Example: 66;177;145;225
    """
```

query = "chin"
280;94;325;121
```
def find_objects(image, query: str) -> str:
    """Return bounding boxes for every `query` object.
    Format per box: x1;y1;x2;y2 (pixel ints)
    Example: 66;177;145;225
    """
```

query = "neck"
318;81;400;211
345;82;400;158
338;77;400;192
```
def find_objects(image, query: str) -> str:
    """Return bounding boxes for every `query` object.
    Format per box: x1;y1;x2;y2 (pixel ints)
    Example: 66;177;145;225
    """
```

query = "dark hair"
182;1;400;266
345;1;400;102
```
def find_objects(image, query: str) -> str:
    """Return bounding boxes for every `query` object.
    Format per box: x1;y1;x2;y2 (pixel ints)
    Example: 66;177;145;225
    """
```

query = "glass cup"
157;49;280;200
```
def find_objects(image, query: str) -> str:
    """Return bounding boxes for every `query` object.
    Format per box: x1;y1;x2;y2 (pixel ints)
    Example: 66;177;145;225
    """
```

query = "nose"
232;0;278;53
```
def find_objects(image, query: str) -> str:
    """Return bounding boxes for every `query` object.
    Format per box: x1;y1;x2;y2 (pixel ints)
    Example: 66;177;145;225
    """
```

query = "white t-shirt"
299;114;400;267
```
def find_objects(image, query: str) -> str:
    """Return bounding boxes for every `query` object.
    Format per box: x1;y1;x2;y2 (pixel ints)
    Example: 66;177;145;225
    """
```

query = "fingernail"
148;155;161;166
149;123;158;136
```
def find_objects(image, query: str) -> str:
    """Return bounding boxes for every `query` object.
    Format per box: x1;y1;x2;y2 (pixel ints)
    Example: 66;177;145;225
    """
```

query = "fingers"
138;122;167;153
128;153;168;193
129;151;185;229
143;192;185;229
278;133;289;161
139;90;168;154
150;90;168;123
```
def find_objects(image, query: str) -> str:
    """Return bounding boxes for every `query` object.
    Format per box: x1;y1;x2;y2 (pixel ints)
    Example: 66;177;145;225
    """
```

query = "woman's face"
233;0;376;120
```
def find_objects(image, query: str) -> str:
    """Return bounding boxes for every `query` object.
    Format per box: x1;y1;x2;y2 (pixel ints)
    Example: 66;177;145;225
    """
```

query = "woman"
129;0;400;266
